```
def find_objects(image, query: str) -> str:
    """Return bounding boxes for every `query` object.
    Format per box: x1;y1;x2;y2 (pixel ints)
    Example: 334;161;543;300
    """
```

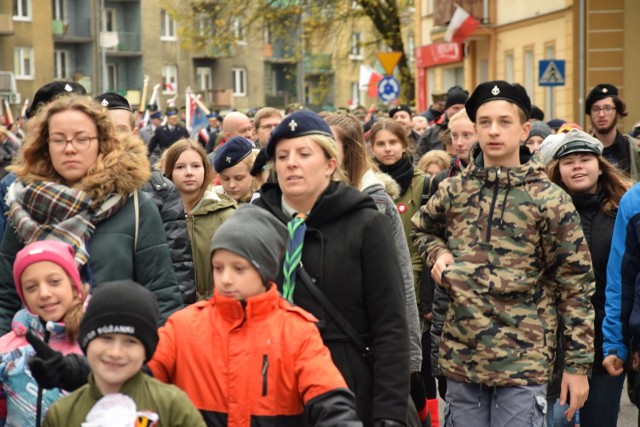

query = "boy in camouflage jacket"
412;80;595;426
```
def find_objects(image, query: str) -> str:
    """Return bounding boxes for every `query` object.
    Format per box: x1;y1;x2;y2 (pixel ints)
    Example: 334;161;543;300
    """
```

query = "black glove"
372;419;405;427
26;330;90;391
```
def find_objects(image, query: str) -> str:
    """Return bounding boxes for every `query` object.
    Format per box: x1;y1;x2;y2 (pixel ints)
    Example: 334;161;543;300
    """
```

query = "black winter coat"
254;182;409;426
147;125;189;154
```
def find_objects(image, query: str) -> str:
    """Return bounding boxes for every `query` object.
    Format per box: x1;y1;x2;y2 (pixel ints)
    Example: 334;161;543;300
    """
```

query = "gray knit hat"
210;205;288;285
527;120;552;141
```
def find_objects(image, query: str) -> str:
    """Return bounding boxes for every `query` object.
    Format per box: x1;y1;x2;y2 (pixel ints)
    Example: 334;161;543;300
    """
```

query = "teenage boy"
411;80;595;426
42;280;205;426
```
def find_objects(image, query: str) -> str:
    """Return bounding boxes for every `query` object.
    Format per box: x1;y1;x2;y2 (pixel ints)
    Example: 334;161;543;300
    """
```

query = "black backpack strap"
297;266;374;370
421;175;432;206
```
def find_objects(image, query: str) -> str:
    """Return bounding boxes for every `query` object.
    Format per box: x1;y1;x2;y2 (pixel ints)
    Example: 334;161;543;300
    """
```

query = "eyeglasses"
48;135;98;151
590;106;616;114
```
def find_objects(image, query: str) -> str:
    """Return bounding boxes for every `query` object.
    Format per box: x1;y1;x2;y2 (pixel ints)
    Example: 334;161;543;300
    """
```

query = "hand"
26;330;90;391
560;372;589;422
602;355;625;376
431;253;453;285
423;311;433;321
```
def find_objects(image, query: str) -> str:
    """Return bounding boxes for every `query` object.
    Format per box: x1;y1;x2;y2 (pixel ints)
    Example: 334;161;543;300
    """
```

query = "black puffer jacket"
254;181;409;426
141;170;195;304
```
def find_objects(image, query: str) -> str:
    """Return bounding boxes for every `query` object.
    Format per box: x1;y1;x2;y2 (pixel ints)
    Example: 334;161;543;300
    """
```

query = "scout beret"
213;136;254;173
585;83;619;115
530;105;545;121
465;80;531;123
539;129;603;165
388;104;412;118
26;81;87;118
250;146;268;177
266;110;334;158
546;118;566;131
95;92;131;112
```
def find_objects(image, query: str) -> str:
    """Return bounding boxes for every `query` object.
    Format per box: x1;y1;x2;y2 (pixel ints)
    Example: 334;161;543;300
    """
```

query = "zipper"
485;168;500;242
35;329;51;427
261;354;269;396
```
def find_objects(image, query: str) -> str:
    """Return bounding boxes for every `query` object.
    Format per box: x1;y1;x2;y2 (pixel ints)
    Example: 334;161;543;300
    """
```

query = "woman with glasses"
0;95;184;335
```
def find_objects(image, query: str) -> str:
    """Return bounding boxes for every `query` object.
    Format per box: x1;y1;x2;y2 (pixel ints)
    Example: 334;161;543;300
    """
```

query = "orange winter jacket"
148;285;359;427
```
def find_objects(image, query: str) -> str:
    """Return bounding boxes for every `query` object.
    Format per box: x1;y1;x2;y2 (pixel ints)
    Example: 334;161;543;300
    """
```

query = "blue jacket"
603;182;640;362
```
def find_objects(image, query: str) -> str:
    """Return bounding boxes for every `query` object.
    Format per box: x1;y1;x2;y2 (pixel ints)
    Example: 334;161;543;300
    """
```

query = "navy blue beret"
95;92;131;112
465;80;531;123
388;104;412;118
213;136;254;172
265;110;334;158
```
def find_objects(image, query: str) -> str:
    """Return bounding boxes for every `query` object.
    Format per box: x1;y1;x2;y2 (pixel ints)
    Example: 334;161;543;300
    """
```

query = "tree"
160;0;415;105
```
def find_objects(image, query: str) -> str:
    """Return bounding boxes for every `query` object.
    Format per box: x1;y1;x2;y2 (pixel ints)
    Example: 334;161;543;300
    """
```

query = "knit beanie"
527;120;552;141
79;280;159;362
444;89;469;110
210;204;288;285
13;241;83;312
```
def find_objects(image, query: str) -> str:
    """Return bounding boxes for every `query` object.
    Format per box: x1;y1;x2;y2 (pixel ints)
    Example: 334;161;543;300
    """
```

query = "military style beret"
465;80;531;123
150;111;162;120
546;118;566;131
538;129;603;165
388;104;412;118
95;92;131;112
213;136;254;173
26;81;87;118
265;110;334;158
250;146;268;177
585;83;619;115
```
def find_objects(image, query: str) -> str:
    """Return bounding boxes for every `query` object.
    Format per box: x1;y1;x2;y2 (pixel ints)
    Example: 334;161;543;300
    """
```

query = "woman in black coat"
254;110;409;426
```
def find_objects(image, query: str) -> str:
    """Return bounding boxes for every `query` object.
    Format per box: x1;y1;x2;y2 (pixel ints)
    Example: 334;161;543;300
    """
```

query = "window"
232;17;245;43
505;51;514;83
350;32;362;59
232;68;246;97
52;0;66;20
524;48;534;103
263;26;271;45
162;65;178;94
107;63;118;90
13;0;31;20
14;47;34;79
196;67;212;104
161;10;176;40
54;49;71;80
103;8;116;32
196;13;209;38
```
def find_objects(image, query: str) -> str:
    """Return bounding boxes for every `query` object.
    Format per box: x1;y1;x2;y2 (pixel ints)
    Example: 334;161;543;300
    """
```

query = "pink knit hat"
13;241;83;311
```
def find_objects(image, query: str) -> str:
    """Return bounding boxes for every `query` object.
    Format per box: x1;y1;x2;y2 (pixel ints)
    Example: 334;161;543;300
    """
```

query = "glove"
26;330;90;391
372;419;405;427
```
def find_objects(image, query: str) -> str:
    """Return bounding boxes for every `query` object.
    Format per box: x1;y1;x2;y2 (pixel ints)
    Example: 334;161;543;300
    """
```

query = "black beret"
465;80;531;123
95;92;131;112
585;83;618;115
250;146;268;177
213;136;254;173
444;89;469;110
388;104;412;118
530;105;545;121
26;81;87;118
265;110;334;159
546;118;566;130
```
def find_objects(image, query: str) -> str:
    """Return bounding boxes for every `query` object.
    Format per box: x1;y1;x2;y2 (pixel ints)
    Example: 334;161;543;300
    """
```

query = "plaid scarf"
6;180;127;266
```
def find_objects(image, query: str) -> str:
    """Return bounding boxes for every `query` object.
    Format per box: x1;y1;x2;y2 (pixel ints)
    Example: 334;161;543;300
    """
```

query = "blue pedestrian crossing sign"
539;60;565;87
378;76;400;102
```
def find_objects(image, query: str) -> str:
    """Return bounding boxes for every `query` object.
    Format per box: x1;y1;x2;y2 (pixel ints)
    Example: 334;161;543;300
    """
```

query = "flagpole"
185;87;192;133
138;75;149;115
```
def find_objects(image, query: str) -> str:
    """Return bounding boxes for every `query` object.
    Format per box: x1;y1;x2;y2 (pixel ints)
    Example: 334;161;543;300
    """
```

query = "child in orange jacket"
147;204;362;426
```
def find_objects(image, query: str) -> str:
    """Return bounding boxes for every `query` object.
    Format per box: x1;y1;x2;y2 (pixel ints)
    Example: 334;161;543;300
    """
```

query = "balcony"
264;41;297;63
53;17;92;41
101;32;141;54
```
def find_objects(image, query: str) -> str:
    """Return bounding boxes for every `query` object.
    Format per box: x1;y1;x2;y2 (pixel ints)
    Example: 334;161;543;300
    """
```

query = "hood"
193;190;237;215
78;134;151;201
467;142;549;186
360;169;401;200
257;181;377;228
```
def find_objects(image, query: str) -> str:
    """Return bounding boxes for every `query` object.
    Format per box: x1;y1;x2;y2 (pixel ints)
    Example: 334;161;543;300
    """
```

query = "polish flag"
444;5;480;43
359;65;383;98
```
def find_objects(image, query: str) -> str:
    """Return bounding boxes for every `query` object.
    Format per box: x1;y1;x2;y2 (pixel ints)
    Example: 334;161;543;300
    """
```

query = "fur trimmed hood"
360;168;401;200
76;134;151;201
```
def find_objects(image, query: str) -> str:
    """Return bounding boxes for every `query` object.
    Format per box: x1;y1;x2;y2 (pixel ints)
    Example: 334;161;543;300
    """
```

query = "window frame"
14;47;34;79
54;49;71;80
12;0;31;21
232;68;247;97
161;10;177;41
162;64;178;95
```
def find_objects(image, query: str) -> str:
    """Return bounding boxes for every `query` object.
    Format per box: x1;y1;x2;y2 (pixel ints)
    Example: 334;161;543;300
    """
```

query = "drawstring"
498;170;511;228
493;385;499;409
477;383;483;408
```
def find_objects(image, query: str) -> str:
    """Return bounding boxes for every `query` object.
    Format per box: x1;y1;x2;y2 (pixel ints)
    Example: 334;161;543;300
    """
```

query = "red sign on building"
415;42;464;112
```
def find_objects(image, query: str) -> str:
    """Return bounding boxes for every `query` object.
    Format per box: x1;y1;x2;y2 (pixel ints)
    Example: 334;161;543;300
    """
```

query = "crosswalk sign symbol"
539;60;565;87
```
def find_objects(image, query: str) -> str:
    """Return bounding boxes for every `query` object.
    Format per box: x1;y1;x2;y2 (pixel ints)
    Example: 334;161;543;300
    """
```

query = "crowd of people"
0;77;638;427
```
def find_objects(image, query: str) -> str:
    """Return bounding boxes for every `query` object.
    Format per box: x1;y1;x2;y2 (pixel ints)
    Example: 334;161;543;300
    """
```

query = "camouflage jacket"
411;145;595;386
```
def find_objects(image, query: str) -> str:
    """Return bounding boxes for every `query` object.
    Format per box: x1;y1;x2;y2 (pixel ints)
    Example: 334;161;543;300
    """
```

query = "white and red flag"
444;4;480;44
